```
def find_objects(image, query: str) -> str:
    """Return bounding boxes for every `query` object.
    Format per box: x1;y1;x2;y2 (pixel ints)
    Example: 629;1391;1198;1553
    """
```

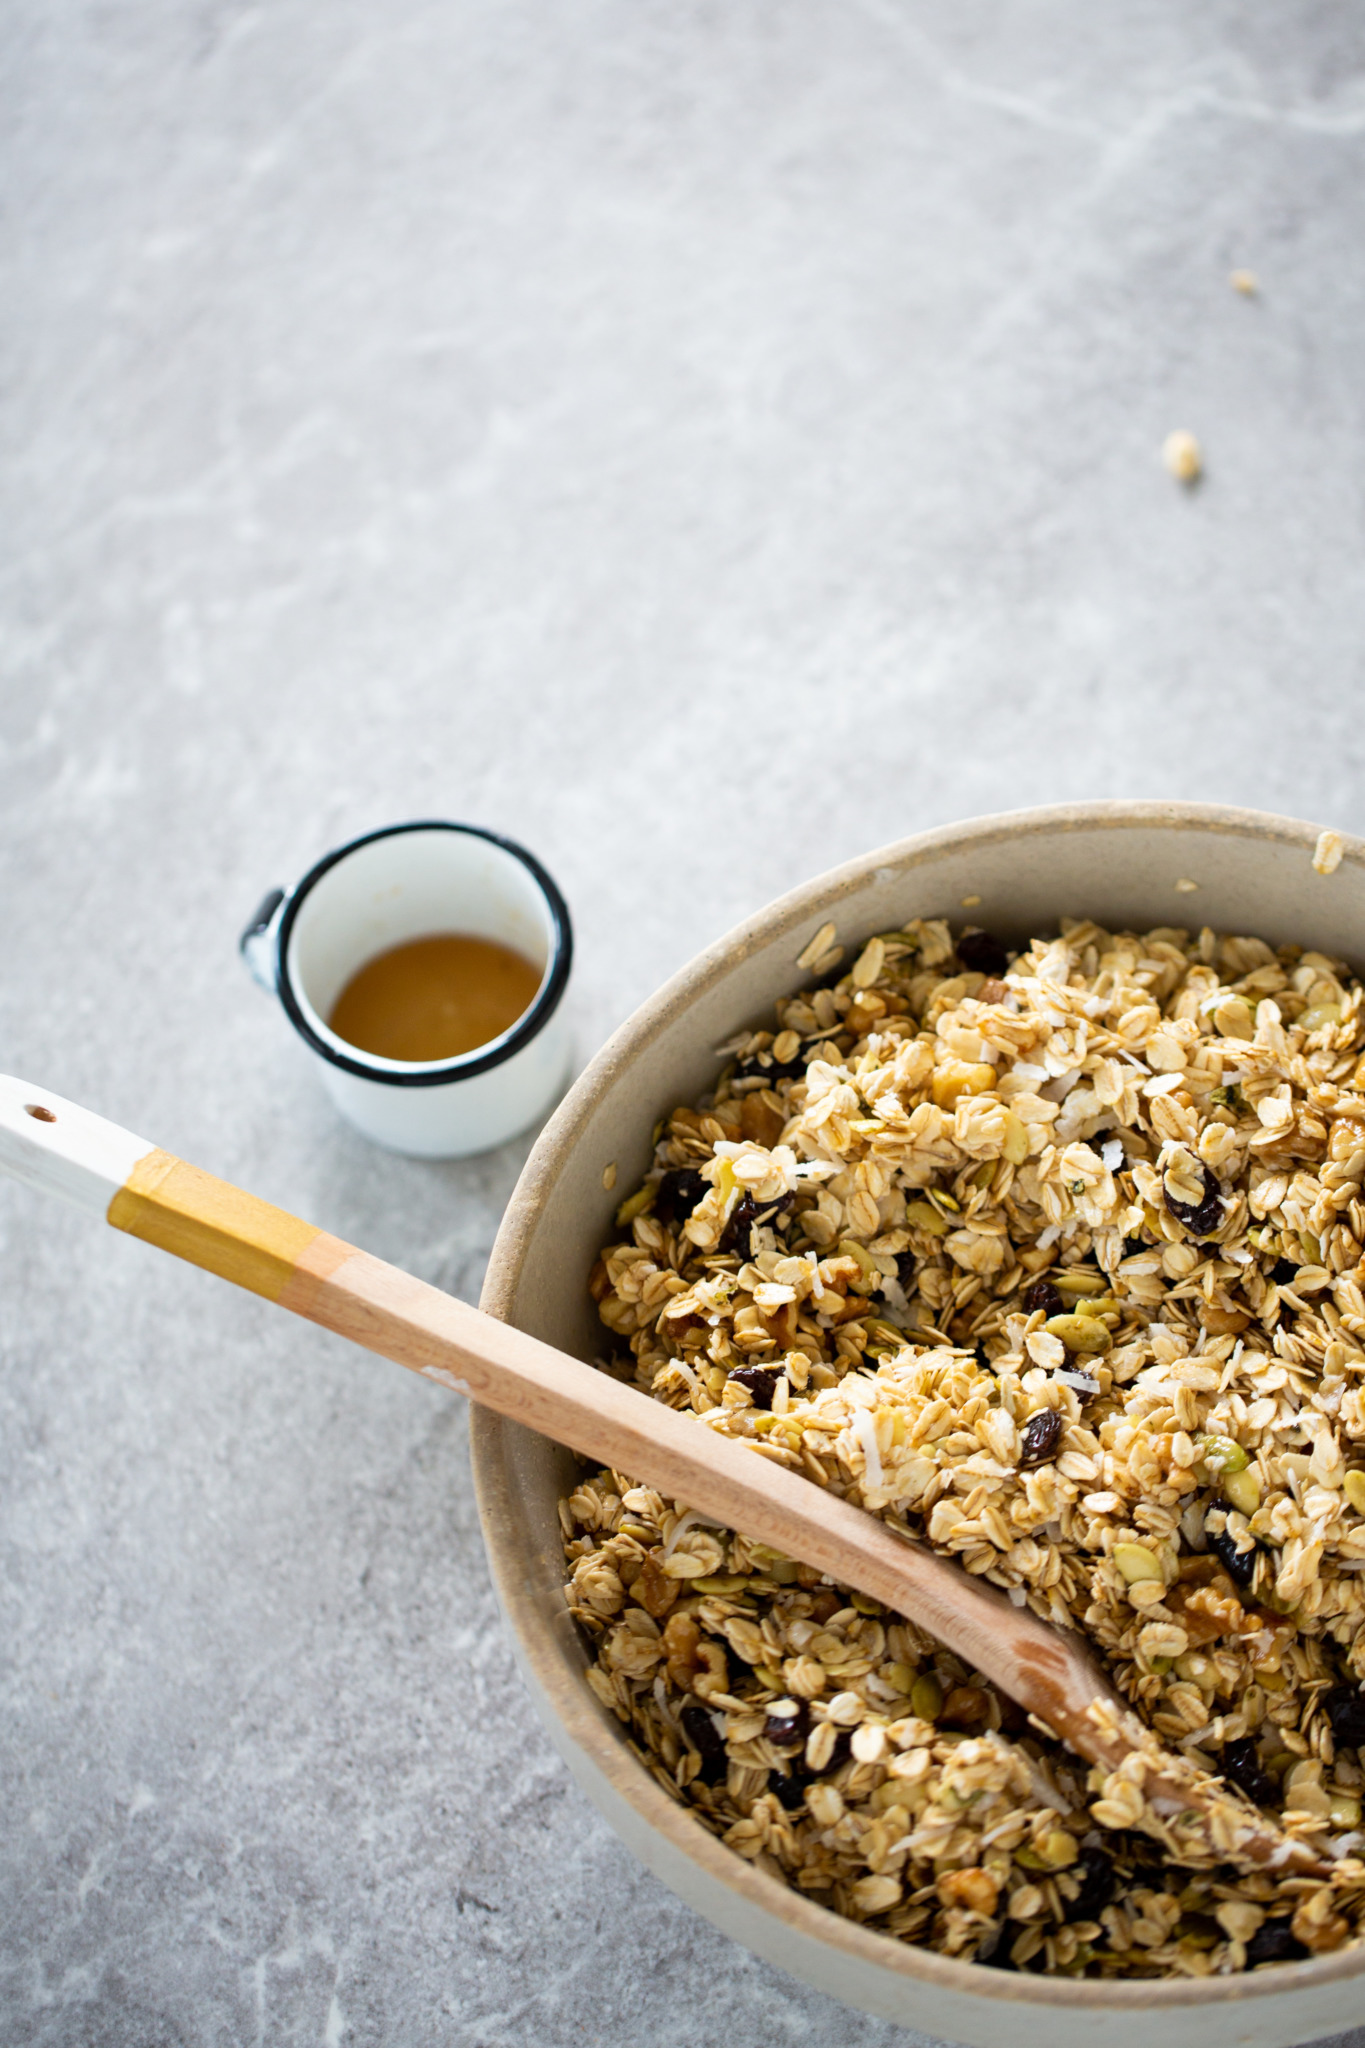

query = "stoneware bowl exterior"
474;800;1365;2048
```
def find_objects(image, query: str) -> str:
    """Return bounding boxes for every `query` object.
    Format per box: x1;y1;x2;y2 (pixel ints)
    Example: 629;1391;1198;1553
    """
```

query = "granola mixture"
561;917;1365;1977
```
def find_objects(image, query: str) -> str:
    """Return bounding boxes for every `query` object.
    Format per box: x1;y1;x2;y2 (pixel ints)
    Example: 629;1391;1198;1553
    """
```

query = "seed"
1044;1313;1111;1354
1199;1434;1249;1475
1223;1467;1262;1516
1323;1685;1365;1749
910;1673;944;1722
905;1199;950;1238
1299;1002;1342;1033
1037;1828;1079;1869
1344;1471;1365;1514
1209;1523;1257;1589
1021;1278;1065;1319
655;1167;708;1226
956;928;1009;978
1163;428;1203;482
1113;1542;1164;1584
1019;1408;1063;1468
1222;1736;1277;1806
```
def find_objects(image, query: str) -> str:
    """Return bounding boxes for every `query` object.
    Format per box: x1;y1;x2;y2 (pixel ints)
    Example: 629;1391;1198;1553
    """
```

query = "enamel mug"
240;821;573;1158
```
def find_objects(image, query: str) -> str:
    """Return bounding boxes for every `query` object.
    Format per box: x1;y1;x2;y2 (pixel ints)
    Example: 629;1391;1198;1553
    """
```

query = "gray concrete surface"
4;3;1365;2043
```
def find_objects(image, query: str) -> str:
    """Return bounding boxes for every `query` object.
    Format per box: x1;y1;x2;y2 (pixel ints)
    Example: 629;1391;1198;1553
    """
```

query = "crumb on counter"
602;1161;618;1192
1163;430;1203;484
1175;878;1199;894
1231;270;1259;296
961;895;982;909
1314;830;1345;877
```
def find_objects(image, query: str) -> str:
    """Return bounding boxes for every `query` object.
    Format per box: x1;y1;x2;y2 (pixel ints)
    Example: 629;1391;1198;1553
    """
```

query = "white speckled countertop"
4;4;1365;2043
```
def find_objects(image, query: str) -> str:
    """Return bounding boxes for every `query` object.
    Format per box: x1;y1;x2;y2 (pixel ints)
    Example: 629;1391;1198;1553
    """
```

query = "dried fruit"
940;1685;992;1731
1245;1919;1309;1967
734;1047;805;1083
680;1702;728;1780
655;1168;708;1226
1019;1408;1063;1469
1323;1685;1365;1749
721;1190;793;1254
729;1364;780;1410
772;1769;808;1810
763;1697;811;1747
957;928;1009;977
1209;1524;1257;1589
1021;1278;1065;1319
1063;1845;1116;1922
1165;1164;1224;1239
1222;1736;1277;1807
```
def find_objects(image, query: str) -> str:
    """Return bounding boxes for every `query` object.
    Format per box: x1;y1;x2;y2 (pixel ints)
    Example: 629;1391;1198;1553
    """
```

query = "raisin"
720;1194;758;1254
957;928;1009;977
1222;1736;1277;1806
1063;1845;1117;1923
734;1049;805;1083
680;1702;728;1782
1019;1408;1063;1469
1324;1684;1365;1749
824;1728;853;1773
895;1250;917;1291
1209;1522;1257;1588
772;1769;808;1810
1245;1920;1309;1967
721;1191;793;1254
1270;1258;1298;1285
1164;1164;1224;1239
763;1699;811;1747
1021;1278;1065;1319
729;1364;780;1410
1122;1234;1147;1258
656;1168;708;1227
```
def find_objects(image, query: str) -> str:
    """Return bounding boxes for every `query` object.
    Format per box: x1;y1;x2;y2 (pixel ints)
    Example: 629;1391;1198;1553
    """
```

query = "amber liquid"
328;933;542;1063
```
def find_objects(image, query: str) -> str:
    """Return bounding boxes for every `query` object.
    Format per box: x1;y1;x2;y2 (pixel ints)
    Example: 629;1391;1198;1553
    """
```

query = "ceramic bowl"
474;800;1365;2048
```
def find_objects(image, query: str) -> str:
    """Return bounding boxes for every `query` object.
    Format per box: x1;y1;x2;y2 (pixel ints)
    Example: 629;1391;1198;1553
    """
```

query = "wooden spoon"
0;1076;1326;1877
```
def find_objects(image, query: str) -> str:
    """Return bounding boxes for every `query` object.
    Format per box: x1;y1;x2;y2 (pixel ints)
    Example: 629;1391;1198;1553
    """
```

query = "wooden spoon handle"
0;1075;1116;1734
0;1077;1325;1873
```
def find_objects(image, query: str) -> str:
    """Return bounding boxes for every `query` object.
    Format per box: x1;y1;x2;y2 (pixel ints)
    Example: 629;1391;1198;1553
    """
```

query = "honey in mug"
328;933;542;1063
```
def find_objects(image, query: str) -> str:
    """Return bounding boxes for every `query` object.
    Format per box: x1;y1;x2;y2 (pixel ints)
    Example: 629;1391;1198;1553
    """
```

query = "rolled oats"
564;917;1365;1977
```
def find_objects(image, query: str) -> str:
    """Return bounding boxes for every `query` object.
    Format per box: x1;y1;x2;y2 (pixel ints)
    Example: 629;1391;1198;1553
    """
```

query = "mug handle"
238;888;285;993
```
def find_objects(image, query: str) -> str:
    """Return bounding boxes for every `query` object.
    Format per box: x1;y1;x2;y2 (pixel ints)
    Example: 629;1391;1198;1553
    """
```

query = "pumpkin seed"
1113;1542;1164;1584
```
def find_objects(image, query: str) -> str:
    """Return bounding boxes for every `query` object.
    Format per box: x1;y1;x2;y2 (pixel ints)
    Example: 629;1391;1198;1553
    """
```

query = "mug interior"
286;826;557;1075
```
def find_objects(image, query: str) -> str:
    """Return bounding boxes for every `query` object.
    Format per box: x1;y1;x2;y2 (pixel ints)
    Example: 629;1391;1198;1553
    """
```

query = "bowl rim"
475;797;1365;2015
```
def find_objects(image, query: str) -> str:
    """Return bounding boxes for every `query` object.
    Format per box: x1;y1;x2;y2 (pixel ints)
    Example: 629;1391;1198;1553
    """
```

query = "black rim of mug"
273;820;573;1086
